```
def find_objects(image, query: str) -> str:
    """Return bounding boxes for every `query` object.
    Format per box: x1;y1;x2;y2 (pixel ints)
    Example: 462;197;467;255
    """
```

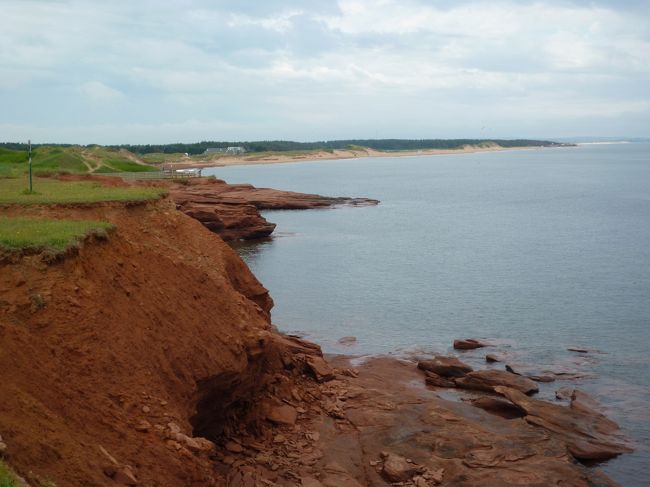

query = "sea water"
205;143;650;484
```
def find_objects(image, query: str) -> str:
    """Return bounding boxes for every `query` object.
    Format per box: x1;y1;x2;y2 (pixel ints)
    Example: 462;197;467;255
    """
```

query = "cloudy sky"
1;0;649;144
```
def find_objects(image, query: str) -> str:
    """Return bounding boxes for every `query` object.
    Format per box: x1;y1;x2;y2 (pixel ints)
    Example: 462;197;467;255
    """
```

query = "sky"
1;0;649;144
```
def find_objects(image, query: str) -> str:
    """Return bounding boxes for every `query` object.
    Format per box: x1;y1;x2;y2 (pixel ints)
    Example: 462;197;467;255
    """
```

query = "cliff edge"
0;198;627;486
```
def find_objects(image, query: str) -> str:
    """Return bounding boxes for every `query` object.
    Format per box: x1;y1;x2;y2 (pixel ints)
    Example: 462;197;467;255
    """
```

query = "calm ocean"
205;143;650;485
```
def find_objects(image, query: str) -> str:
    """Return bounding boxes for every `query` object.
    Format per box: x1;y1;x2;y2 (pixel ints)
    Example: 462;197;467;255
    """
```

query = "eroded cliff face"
0;198;629;487
168;177;379;241
0;199;283;485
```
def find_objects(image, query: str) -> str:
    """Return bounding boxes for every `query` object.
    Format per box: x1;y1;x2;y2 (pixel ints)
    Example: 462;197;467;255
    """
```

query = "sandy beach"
163;144;547;170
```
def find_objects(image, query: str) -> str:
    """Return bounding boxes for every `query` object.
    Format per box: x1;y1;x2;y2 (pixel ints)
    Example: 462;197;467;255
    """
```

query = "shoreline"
0;177;632;486
163;144;559;170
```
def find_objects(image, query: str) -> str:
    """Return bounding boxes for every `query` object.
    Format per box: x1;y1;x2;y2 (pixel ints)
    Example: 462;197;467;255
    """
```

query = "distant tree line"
1;139;561;155
0;142;73;151
111;139;561;154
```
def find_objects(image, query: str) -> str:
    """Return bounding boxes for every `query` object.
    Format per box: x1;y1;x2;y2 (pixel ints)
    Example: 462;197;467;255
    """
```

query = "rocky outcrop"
182;202;276;240
455;370;539;395
453;338;486;350
169;178;379;240
495;387;632;460
418;356;473;378
485;353;502;363
504;362;590;382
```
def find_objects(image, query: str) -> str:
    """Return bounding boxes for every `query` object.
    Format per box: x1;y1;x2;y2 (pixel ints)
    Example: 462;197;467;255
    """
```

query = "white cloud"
80;81;124;102
0;0;648;142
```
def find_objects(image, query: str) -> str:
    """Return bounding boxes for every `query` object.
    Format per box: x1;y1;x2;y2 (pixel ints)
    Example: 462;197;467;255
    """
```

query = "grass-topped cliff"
0;146;157;178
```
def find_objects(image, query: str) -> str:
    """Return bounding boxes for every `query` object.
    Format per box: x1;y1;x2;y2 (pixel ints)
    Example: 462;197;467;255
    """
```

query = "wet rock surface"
215;354;624;486
417;356;472;378
455;369;540;395
495;386;632;460
453;339;486;350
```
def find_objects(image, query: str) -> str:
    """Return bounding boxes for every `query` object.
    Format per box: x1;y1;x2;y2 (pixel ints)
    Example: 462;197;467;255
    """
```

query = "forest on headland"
0;138;564;155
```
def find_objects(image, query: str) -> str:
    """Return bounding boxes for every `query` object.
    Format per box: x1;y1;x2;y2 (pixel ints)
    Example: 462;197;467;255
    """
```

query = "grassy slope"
0;217;113;250
0;146;157;177
141;152;187;164
0;460;20;487
0;178;165;205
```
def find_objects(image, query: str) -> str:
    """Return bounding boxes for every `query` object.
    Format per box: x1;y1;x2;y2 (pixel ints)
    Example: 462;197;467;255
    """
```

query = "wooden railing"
94;168;203;180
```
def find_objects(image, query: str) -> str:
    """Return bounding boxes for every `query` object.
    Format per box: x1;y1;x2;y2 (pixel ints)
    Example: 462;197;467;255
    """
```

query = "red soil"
0;197;629;486
0;199;277;485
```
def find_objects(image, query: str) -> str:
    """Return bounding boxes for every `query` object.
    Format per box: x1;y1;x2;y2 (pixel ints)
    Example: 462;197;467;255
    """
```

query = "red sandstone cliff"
0;199;283;485
168;178;379;240
0;196;629;486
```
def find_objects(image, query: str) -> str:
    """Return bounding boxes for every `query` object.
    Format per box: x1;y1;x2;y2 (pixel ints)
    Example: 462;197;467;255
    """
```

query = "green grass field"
0;217;114;250
141;152;187;164
0;178;165;205
95;159;158;172
0;146;157;176
32;146;88;175
0;460;21;487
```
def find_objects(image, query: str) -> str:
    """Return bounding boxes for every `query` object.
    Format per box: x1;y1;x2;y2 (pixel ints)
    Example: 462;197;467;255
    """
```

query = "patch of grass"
102;159;157;172
0;148;28;164
0;146;87;178
32;149;87;175
0;178;165;205
141;152;187;164
86;147;156;173
0;217;114;251
1;146;158;177
0;460;21;487
0;148;28;177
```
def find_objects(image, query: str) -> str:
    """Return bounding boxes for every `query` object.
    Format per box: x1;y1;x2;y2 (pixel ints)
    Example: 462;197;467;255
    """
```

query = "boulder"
337;336;357;346
267;405;298;426
555;386;574;401
418;356;472;378
381;453;418;482
505;364;555;383
485;354;501;363
455;370;539;395
134;420;151;432
495;387;632;461
304;355;335;383
453;339;486;350
225;440;244;453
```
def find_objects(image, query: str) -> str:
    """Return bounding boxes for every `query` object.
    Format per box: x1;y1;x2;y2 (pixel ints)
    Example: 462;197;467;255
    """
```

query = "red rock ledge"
168;178;379;240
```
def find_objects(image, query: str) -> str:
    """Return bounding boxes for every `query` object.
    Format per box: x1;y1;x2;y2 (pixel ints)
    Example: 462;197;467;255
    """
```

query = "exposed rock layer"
168;178;379;240
0;195;630;486
0;199;278;485
495;387;632;460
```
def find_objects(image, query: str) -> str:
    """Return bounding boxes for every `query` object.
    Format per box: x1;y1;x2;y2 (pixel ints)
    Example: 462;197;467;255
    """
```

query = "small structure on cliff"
160;164;202;178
